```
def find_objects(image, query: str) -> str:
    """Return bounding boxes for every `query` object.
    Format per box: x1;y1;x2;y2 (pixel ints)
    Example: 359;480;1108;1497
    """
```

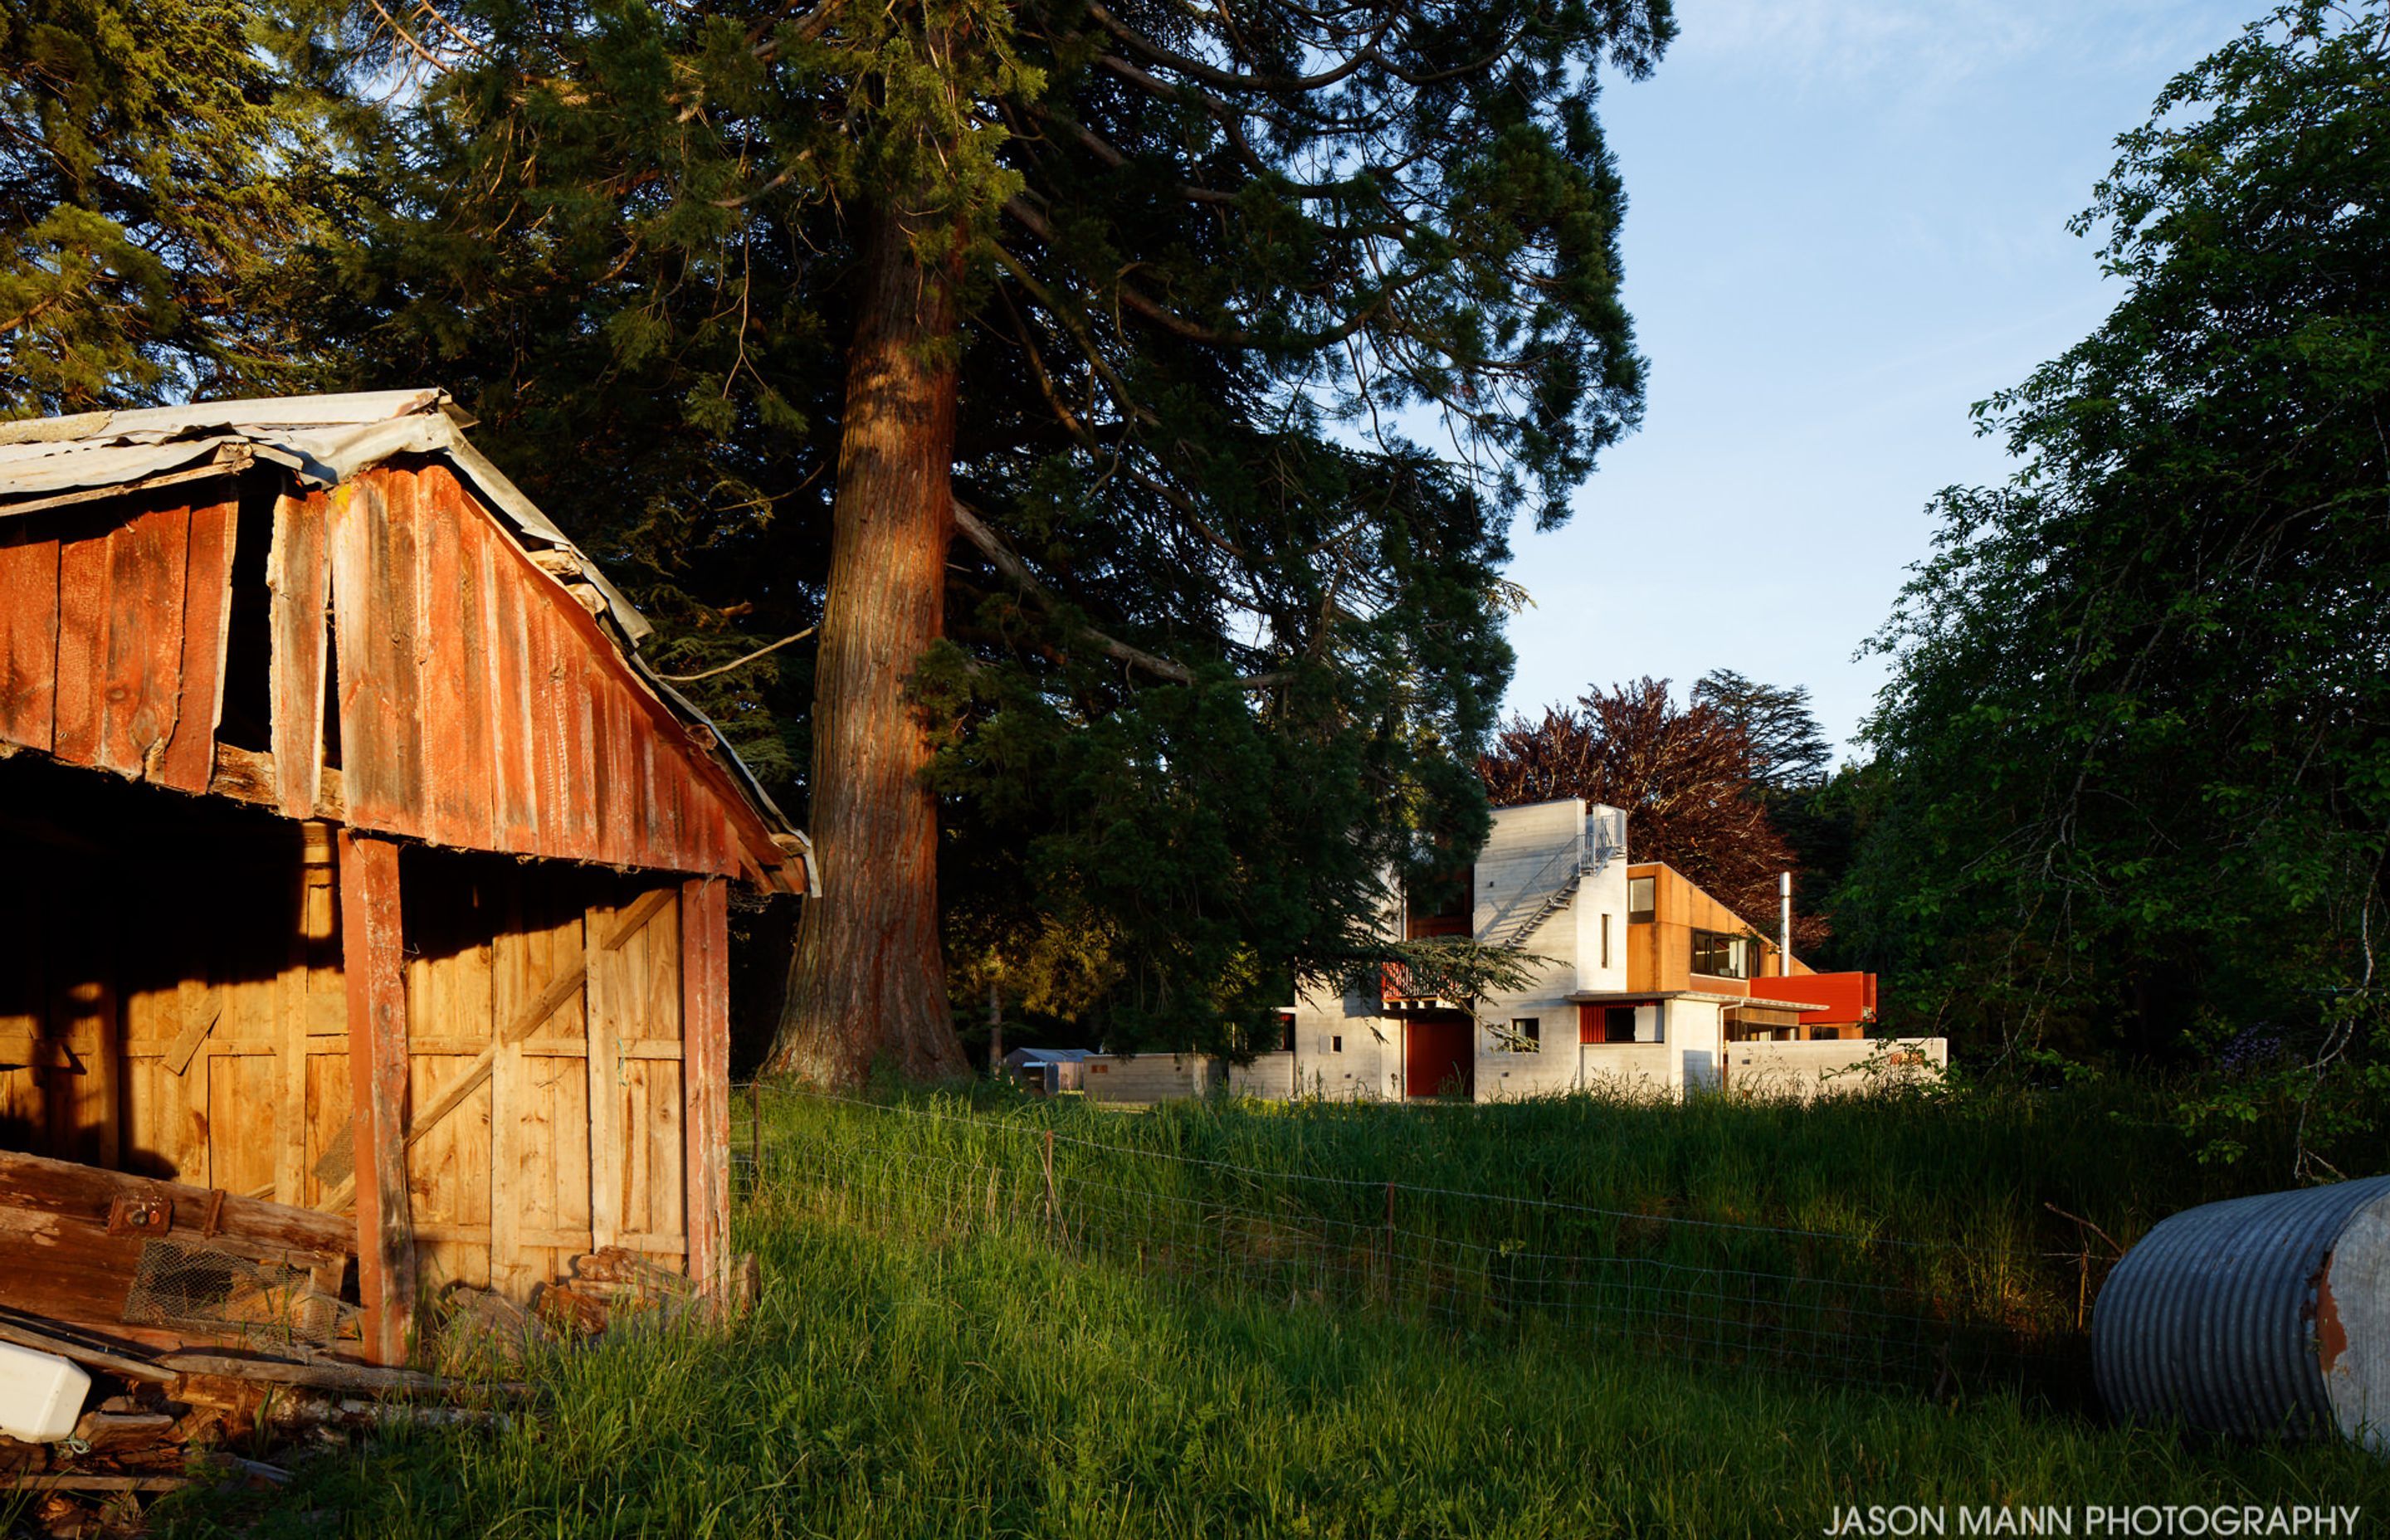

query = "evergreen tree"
1691;669;1831;792
302;0;1672;1079
1;0;346;412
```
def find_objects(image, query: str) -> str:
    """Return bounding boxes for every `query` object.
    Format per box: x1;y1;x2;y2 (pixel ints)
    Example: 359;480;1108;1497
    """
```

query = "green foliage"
0;0;348;412
1847;7;2390;1118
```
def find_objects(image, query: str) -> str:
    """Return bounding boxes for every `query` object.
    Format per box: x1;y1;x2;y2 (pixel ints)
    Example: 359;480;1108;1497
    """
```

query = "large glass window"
1690;928;1754;979
1604;1006;1638;1044
1627;875;1655;923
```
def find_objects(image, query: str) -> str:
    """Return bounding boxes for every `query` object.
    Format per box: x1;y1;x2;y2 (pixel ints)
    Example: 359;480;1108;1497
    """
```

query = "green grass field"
150;1083;2390;1538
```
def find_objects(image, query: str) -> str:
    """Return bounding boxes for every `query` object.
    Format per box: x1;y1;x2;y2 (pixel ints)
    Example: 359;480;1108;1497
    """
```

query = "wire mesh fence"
734;1085;2093;1403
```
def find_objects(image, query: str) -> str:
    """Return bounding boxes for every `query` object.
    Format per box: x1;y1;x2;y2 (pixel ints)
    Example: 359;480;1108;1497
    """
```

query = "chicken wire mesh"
121;1239;351;1352
736;1088;2091;1404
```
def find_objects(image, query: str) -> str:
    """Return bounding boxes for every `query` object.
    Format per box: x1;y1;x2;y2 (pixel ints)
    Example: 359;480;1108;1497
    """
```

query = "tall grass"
152;1081;2389;1538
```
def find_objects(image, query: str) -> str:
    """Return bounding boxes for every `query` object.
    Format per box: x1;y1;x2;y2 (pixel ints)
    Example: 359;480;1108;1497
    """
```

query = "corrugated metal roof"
0;390;812;886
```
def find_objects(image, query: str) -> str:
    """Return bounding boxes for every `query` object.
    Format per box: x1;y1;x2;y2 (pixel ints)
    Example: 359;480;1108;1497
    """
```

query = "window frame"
1690;928;1754;980
1627;875;1656;924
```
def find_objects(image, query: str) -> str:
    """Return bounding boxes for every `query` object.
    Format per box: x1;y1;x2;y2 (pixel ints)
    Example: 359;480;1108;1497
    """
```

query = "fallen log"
4;1474;189;1494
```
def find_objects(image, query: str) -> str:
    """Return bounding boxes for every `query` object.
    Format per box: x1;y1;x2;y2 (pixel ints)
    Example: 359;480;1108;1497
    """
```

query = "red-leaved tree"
1477;679;1828;951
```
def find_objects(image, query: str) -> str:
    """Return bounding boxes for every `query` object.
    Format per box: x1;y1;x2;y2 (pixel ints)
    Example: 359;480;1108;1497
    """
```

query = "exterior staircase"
1476;811;1624;951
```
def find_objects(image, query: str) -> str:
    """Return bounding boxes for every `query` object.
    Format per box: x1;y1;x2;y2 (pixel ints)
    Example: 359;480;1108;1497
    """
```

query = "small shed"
0;390;811;1363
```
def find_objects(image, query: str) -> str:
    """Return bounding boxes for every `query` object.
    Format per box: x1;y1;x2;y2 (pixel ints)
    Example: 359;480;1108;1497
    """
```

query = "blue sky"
1498;0;2262;759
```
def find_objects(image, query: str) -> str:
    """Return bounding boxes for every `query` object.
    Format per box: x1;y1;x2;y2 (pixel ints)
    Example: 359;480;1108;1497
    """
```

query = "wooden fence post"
1041;1128;1057;1244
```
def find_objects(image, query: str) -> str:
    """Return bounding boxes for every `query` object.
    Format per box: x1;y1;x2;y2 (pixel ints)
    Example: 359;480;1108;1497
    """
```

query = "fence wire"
732;1086;2091;1403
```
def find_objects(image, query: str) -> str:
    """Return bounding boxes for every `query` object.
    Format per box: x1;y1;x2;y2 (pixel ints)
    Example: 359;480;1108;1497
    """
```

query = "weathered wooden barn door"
393;855;695;1304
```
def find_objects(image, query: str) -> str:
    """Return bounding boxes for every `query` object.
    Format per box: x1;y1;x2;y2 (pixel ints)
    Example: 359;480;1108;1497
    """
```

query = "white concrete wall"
1725;1038;1949;1101
1080;1051;1221;1103
1466;800;1640;1101
1227;1052;1296;1099
1666;998;1727;1093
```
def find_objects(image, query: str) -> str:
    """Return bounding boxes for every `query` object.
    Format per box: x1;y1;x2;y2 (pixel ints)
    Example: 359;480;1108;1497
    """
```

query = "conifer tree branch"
1083;2;1395;95
952;499;1290;690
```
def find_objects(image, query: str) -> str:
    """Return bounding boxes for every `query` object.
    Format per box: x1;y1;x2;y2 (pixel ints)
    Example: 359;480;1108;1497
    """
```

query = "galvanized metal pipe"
2094;1174;2388;1453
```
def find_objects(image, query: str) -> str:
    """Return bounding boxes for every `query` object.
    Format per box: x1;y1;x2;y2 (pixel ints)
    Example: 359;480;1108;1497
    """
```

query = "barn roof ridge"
0;389;813;891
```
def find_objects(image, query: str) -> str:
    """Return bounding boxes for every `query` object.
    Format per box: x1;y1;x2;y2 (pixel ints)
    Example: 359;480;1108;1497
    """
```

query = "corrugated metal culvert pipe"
2093;1175;2388;1454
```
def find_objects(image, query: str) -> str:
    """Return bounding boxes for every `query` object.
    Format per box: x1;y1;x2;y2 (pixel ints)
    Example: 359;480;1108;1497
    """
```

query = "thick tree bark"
765;202;971;1084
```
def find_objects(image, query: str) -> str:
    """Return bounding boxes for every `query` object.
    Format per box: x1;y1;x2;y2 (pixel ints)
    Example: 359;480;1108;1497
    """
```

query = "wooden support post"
338;830;413;1366
680;876;729;1295
583;899;622;1254
489;875;531;1301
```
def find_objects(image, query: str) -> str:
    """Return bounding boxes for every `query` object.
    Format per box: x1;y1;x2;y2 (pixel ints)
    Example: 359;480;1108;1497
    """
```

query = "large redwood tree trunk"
766;202;972;1084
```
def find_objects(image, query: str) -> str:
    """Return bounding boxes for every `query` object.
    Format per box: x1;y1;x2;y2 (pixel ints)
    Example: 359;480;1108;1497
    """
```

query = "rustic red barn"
0;390;810;1363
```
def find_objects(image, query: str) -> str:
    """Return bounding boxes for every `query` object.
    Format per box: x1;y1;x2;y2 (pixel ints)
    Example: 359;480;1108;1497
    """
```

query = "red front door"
1404;1016;1474;1099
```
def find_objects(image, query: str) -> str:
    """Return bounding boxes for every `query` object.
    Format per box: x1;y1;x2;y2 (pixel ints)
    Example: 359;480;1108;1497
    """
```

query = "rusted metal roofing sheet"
0;392;812;892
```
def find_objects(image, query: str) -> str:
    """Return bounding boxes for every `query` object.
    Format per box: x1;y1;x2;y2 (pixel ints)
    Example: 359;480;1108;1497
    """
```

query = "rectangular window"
1329;1034;1344;1053
1690;928;1753;979
1601;913;1612;968
1278;1014;1296;1054
1604;1006;1638;1044
1504;1017;1541;1053
1627;875;1655;924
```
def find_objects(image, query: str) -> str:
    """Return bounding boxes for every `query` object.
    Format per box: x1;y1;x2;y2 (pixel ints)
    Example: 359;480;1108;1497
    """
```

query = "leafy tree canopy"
1846;3;2390;1113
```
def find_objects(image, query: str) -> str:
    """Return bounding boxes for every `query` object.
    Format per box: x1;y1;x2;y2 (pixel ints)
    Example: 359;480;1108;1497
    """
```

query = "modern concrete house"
1232;797;1912;1103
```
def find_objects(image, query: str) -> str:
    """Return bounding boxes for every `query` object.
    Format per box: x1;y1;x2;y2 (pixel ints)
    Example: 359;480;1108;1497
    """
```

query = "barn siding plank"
97;503;188;778
0;529;60;753
158;499;237;793
417;480;494;849
51;526;110;766
45;925;115;1168
563;617;601;858
481;522;539;852
330;475;425;837
267;493;331;816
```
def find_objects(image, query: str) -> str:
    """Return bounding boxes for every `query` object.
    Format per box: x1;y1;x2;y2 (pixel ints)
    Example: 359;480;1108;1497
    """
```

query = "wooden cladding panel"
0;527;59;751
159;500;237;793
319;464;754;876
0;787;710;1348
96;502;188;777
12;495;234;782
267;492;331;816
